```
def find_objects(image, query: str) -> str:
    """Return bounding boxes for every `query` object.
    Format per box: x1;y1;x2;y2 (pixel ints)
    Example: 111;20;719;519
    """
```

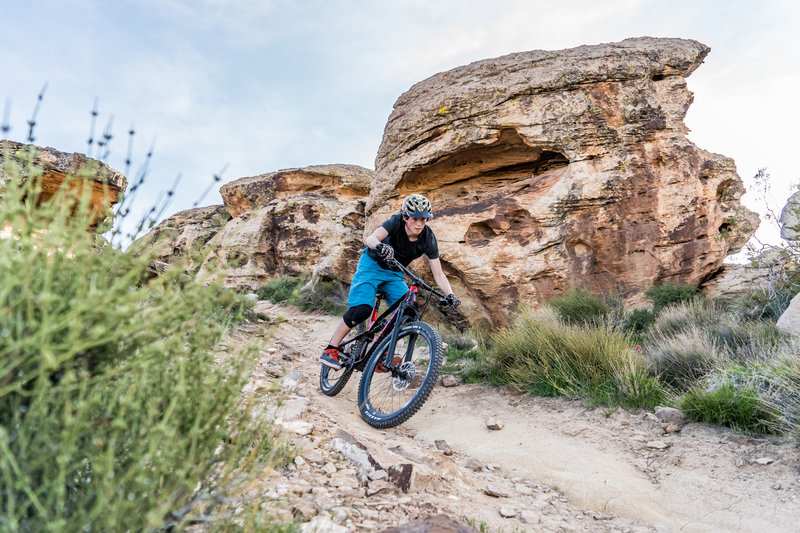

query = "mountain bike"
319;259;465;428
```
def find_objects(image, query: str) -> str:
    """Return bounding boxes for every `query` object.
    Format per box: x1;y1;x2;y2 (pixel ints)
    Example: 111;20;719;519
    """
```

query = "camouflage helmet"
401;193;433;218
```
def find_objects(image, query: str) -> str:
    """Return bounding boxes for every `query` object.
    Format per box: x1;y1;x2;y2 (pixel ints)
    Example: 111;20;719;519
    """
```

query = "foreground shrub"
0;151;287;530
485;308;664;408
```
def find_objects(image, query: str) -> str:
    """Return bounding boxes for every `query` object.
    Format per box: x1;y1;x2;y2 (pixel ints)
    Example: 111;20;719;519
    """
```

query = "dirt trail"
254;304;800;532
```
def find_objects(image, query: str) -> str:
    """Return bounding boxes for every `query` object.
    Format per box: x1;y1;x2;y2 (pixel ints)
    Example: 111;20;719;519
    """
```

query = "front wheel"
357;321;443;428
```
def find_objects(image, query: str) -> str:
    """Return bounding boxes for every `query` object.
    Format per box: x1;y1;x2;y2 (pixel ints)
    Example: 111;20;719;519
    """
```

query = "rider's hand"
376;243;394;262
444;293;461;307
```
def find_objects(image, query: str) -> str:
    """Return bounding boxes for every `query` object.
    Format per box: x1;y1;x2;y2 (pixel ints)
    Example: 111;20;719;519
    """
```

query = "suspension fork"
383;287;418;371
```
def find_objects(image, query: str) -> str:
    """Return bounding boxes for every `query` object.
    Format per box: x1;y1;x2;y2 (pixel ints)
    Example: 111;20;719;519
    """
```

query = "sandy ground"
247;303;800;532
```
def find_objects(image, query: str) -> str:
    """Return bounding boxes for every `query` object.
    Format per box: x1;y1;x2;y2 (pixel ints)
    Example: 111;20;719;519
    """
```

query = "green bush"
485;308;664;408
624;308;656;336
644;282;701;314
680;383;777;434
548;289;609;326
299;279;349;315
0;148;288;530
257;276;305;303
257;276;348;315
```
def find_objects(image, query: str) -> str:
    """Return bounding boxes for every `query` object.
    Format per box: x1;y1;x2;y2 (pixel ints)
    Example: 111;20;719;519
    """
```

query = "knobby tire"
357;320;443;428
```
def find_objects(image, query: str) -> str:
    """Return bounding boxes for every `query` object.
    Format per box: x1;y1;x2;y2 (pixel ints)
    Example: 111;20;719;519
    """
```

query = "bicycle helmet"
401;193;433;218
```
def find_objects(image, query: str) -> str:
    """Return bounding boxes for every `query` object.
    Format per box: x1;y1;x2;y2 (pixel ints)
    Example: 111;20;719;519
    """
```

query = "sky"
2;0;799;253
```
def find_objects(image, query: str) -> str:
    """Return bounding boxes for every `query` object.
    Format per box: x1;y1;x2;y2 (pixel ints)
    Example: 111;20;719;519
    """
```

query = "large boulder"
195;164;371;291
776;292;800;336
128;205;231;270
371;37;758;326
0;140;127;227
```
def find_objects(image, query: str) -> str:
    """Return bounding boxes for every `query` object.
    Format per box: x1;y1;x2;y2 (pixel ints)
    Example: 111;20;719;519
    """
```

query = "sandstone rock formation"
370;37;758;326
127;205;231;269
779;190;800;241
135;165;372;291
0;140;127;227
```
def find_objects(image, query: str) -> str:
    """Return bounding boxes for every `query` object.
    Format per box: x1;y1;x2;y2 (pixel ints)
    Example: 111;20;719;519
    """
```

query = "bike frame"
337;261;444;375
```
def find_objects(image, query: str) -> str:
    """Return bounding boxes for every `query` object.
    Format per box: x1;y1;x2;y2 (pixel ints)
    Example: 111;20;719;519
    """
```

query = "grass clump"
681;383;777;434
0;146;289;530
548;289;609;326
483;308;664;408
258;276;348;315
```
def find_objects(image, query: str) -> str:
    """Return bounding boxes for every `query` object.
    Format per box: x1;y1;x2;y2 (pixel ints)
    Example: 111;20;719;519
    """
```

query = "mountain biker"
319;193;461;370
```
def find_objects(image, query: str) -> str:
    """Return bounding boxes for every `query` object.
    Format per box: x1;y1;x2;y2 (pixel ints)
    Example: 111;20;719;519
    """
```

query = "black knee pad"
343;304;373;328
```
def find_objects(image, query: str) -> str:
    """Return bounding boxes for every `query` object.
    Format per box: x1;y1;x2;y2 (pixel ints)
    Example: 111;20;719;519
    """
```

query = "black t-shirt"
366;214;439;270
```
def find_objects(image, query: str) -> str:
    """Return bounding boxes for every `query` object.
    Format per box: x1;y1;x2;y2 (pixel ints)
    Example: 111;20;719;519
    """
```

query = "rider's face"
404;216;427;237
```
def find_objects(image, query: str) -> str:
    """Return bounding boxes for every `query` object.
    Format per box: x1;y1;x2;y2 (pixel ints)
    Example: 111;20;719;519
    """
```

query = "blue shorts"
348;251;409;308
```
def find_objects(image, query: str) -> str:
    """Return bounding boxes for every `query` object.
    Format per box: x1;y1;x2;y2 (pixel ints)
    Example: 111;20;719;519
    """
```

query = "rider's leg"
320;253;379;369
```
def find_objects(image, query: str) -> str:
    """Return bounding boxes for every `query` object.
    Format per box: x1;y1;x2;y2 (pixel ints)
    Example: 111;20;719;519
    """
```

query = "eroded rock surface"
371;37;758;326
145;164;372;291
0;140;127;226
129;205;231;269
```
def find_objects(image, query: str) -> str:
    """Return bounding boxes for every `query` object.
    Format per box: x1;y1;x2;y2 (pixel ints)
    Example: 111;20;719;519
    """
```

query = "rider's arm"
425;256;455;296
365;226;389;249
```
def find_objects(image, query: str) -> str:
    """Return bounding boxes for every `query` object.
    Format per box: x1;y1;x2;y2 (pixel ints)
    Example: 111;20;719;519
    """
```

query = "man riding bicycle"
320;193;460;370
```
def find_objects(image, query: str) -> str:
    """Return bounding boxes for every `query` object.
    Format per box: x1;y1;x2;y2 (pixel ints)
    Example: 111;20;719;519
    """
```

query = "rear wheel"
319;322;365;396
357;321;442;428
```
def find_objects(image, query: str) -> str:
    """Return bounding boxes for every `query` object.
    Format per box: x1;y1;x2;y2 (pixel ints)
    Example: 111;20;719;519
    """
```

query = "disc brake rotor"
392;361;416;391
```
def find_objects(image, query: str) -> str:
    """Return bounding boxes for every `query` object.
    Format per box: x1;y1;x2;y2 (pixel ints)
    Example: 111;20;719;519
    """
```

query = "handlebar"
389;258;470;332
389;259;448;303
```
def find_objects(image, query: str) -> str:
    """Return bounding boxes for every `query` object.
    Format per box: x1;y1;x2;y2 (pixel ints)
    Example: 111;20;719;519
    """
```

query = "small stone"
294;456;306;467
302;450;324;464
646;440;670;450
322;462;338;475
520;510;540;524
772;483;782;490
486;418;504;430
278;420;314;436
514;483;533;496
291;501;317;521
367;468;388;481
440;374;460;387
464;458;483;471
366;480;397;496
485;485;512;498
755;457;774;465
499;506;516;518
665;423;681;433
654;406;686;425
593;514;614;520
435;439;454;455
630;435;647;442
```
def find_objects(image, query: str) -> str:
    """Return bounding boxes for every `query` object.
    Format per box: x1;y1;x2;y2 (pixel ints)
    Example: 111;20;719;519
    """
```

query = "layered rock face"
136;165;372;292
0;140;127;226
371;37;758;326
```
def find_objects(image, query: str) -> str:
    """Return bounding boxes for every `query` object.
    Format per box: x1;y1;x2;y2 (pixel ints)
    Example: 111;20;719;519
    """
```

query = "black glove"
444;293;461;307
376;243;394;262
